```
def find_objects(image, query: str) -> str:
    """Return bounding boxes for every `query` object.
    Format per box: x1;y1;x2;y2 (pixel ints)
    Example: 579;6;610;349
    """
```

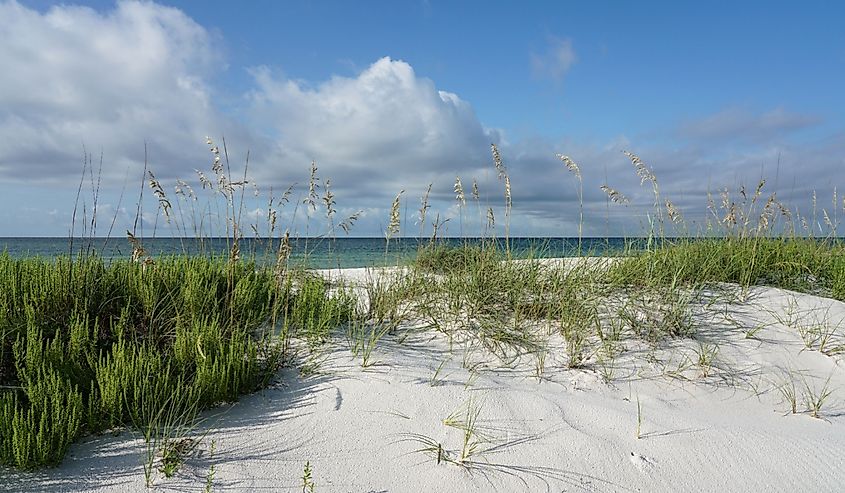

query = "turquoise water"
0;237;638;269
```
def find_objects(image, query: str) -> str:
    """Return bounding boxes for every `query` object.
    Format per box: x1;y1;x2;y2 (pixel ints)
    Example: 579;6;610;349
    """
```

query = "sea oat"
148;171;172;222
706;190;720;225
754;180;766;199
823;209;834;231
556;154;582;180
340;210;362;234
268;209;277;234
491;143;506;180
454;177;466;206
175;180;196;200
601;185;629;204
305;161;320;211
471;180;479;201
195;169;212;190
758;195;777;232
280;183;295;204
723;203;738;227
322;179;336;219
387;190;404;238
127;230;147;262
720;188;730;212
275;230;291;278
623;150;656;185
486;207;495;228
207;137;225;191
504;175;512;208
419;183;432;226
665;200;682;224
777;200;792;221
230;240;240;263
431;213;447;240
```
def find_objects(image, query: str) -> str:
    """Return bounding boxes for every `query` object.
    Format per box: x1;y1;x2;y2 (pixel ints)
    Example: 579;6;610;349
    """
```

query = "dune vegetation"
1;139;843;490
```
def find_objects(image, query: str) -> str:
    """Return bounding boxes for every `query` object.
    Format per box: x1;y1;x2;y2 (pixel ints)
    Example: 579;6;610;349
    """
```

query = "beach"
7;260;845;492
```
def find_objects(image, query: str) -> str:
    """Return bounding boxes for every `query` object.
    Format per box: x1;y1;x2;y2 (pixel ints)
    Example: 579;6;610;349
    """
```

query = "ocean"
0;237;639;269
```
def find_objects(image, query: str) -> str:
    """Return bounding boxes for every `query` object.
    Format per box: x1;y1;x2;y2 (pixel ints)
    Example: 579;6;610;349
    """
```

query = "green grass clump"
0;253;349;471
609;238;845;299
413;244;499;274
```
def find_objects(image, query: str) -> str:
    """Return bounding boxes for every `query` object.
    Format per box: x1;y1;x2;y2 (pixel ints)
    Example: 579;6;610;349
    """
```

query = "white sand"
5;263;845;492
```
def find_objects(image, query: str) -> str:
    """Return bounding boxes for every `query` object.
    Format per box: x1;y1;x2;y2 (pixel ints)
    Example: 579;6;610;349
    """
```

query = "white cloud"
0;2;840;238
530;36;577;82
246;56;494;199
678;107;821;143
0;0;222;184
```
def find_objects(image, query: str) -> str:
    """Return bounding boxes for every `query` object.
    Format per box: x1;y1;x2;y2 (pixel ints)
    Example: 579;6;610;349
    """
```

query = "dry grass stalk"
305;161;320;211
471;180;479;201
206;136;228;191
127;230;147;263
229;231;240;263
491;143;506;180
195;169;212;189
387;190;404;239
556;154;581;180
322;179;336;219
454;177;466;206
665;200;682;224
623;150;655;186
758;195;777;232
339;211;362;234
275;230;291;277
280;183;295;204
557;153;584;248
147;171;172;222
504;175;512;208
601;185;629;204
174;180;196;200
419;183;433;228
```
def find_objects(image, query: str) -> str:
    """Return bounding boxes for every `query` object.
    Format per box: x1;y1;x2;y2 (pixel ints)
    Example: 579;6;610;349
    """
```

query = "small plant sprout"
204;439;216;493
302;461;316;493
443;397;486;463
802;376;834;419
534;346;548;381
401;434;450;466
777;374;799;415
597;353;616;384
744;323;765;340
694;343;719;378
430;359;449;387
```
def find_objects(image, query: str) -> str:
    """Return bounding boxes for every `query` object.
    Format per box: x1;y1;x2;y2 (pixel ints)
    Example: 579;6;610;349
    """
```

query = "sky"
1;0;844;237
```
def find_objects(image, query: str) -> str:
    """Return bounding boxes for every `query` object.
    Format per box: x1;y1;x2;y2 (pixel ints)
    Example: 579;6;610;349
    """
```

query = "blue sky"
1;1;844;237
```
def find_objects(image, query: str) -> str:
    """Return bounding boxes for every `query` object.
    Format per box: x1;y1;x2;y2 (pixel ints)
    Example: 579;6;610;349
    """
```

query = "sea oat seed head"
600;185;629;204
454;177;466;206
556;154;582;180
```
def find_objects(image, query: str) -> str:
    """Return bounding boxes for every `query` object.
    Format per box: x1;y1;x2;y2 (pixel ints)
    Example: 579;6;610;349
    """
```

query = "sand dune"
7;265;845;492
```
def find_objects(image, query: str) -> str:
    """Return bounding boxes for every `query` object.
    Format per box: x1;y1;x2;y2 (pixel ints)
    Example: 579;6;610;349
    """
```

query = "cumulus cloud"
0;0;223;184
0;1;840;238
245;57;494;202
530;36;577;82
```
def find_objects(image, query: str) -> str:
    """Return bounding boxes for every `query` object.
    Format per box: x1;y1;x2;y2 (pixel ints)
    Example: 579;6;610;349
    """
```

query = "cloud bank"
0;1;841;238
0;0;219;183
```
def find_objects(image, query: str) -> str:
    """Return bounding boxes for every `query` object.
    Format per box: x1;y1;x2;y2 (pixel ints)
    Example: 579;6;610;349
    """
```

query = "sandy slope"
4;265;845;492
